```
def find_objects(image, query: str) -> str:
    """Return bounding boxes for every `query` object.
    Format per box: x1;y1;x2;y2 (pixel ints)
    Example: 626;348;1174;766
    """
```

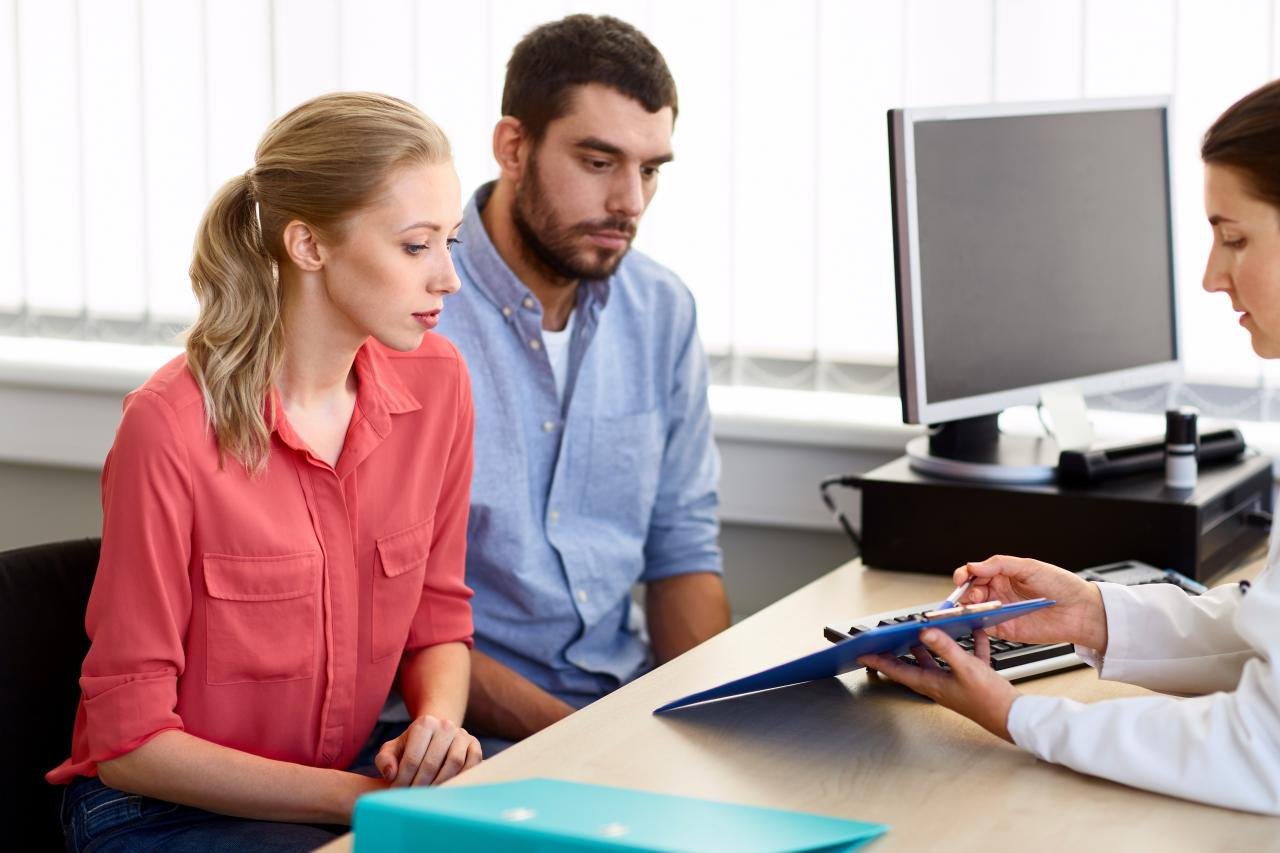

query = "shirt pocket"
581;409;664;528
372;517;435;662
203;551;320;685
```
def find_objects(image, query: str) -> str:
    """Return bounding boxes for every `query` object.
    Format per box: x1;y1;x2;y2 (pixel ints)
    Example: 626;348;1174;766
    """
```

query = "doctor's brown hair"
185;92;451;475
1202;78;1280;207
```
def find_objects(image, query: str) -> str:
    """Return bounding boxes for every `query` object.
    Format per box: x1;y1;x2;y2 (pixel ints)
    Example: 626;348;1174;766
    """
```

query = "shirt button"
548;509;560;524
576;589;588;604
530;338;542;351
523;297;536;310
542;420;555;433
501;306;513;317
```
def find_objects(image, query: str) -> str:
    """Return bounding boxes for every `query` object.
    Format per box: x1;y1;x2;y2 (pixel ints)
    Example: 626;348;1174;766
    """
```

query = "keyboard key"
989;642;1074;670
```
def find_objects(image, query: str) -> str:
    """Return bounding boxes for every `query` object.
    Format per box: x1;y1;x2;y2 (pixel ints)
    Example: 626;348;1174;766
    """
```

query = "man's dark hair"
502;14;678;141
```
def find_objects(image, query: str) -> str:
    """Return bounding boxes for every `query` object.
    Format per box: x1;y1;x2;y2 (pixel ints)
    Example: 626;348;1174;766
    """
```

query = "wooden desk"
320;558;1279;852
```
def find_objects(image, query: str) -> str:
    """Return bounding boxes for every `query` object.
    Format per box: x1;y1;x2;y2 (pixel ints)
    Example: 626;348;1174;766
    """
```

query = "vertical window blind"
2;0;1277;387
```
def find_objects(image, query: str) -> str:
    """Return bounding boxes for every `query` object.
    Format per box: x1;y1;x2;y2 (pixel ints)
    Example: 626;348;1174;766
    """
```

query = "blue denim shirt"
438;184;723;705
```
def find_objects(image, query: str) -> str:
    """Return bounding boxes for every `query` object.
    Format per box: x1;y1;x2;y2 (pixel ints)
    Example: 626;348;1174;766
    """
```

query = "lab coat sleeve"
1085;581;1252;694
1006;661;1280;815
1006;564;1280;815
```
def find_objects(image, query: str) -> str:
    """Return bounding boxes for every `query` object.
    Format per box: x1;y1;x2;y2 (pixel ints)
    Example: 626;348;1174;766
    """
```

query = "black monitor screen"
911;108;1176;405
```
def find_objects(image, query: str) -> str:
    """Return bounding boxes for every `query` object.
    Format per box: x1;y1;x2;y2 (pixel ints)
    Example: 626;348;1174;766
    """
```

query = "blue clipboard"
654;598;1055;714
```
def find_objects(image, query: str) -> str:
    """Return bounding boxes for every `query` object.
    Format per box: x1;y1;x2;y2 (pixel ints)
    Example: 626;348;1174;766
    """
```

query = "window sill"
0;339;916;530
709;385;920;450
0;337;922;460
0;336;182;393
3;338;1277;532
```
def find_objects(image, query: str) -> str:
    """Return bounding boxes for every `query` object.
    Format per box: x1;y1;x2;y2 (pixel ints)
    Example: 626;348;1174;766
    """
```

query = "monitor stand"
906;413;1059;485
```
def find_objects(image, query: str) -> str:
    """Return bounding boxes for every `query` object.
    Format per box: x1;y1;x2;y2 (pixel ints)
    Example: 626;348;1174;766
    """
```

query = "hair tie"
244;170;264;250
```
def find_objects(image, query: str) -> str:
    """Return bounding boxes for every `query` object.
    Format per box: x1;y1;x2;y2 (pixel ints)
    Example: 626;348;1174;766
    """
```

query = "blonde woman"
861;80;1280;816
47;92;481;850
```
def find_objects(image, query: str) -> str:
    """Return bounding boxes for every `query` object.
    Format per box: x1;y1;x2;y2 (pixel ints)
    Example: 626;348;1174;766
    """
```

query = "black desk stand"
855;452;1274;582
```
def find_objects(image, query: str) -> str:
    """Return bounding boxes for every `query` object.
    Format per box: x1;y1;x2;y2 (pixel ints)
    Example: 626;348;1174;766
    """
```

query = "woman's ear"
492;117;529;183
281;220;325;271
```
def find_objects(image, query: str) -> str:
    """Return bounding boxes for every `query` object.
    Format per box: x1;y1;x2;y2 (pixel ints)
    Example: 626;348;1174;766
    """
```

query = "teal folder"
353;778;887;852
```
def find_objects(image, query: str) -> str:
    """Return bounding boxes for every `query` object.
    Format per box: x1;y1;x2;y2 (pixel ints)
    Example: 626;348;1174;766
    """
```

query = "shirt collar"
350;341;421;436
457;182;611;318
268;339;421;453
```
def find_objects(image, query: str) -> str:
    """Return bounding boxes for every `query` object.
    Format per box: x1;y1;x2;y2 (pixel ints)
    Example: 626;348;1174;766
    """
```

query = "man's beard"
512;153;637;282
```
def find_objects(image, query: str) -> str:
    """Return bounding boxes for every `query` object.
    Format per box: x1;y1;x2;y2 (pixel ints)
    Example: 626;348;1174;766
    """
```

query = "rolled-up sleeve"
405;352;475;651
77;390;193;771
641;292;722;583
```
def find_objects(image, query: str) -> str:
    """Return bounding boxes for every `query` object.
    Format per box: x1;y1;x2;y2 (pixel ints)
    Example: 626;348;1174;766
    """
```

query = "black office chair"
0;538;100;852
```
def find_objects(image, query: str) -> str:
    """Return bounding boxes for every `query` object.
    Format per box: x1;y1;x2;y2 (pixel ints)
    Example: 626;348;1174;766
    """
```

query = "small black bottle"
1165;406;1199;489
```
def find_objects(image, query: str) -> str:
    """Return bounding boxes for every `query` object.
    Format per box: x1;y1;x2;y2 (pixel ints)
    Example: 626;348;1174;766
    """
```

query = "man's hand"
859;628;1019;742
374;715;482;786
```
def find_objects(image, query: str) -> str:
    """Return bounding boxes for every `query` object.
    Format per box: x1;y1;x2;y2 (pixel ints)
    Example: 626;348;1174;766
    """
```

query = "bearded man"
437;13;729;753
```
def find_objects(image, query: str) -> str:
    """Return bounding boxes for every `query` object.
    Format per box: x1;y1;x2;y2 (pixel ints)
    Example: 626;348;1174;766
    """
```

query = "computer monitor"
889;97;1181;484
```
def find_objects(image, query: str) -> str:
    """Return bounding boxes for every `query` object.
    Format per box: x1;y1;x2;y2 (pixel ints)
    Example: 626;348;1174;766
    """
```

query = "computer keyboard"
822;604;1082;680
822;559;1204;681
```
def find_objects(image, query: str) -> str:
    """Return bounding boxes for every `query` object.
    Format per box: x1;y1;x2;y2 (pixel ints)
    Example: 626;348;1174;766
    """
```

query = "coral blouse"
48;336;474;782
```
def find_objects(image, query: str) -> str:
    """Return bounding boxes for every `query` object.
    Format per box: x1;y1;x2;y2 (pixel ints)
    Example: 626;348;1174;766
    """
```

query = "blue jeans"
60;776;343;852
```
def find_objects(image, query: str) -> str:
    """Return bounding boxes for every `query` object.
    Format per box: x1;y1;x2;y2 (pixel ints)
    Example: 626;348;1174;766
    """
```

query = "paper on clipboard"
654;598;1055;714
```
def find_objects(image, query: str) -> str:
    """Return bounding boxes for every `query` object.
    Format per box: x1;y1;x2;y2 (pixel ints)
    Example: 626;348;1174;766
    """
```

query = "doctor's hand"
859;628;1018;742
955;555;1108;653
374;715;482;787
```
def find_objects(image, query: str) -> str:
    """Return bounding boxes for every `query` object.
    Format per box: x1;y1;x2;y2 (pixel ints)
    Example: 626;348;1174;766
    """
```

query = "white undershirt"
541;308;576;402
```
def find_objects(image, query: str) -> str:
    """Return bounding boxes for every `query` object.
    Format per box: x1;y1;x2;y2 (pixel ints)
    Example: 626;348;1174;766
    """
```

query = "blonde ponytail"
186;172;282;474
183;92;452;476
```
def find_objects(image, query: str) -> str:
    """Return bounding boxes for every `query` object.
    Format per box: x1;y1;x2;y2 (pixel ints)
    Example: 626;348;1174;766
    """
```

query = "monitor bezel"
890;96;1183;426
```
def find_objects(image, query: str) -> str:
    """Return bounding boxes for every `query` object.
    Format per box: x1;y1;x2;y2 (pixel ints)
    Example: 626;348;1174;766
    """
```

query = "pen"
922;600;1002;619
936;579;974;612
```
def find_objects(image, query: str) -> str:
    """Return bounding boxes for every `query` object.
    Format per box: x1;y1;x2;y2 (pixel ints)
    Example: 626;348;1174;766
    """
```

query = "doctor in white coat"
860;79;1280;816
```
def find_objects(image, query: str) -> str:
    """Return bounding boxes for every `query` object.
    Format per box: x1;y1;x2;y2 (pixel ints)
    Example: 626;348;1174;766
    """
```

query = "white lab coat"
1006;541;1280;815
